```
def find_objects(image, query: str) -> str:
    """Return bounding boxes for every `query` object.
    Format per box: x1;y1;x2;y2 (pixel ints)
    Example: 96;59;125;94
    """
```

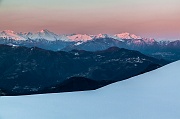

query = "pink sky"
0;0;180;39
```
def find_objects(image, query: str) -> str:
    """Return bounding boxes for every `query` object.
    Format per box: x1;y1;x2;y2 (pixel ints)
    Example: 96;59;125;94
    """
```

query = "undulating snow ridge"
115;32;142;39
0;30;26;40
93;33;109;39
93;33;124;41
67;34;92;42
0;61;180;119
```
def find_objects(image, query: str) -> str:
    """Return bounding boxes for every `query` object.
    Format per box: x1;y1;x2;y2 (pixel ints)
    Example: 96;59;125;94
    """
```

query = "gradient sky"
0;0;180;39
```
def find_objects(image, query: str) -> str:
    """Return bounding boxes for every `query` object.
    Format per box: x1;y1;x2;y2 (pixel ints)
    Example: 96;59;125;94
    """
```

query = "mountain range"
0;29;144;41
1;29;180;61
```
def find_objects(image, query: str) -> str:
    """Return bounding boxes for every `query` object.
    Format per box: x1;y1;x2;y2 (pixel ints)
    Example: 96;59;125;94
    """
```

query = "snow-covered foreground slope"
1;61;180;119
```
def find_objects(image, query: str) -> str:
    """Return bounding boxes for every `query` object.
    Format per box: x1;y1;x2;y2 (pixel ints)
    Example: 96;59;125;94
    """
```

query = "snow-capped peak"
40;29;48;33
143;38;156;44
0;29;69;42
39;29;53;34
115;32;142;40
24;29;60;41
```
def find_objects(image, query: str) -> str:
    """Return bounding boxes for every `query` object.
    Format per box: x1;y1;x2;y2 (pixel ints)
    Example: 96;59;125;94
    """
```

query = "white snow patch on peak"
74;42;83;46
7;43;19;47
67;34;92;42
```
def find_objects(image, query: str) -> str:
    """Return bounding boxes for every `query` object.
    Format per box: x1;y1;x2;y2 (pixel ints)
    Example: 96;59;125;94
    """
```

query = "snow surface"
0;61;180;119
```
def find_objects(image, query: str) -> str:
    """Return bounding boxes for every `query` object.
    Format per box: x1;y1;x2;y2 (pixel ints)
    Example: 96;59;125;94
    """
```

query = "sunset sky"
0;0;180;39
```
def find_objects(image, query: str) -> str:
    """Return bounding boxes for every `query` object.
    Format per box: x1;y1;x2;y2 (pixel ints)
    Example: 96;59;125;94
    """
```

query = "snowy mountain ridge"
0;29;155;42
67;34;92;42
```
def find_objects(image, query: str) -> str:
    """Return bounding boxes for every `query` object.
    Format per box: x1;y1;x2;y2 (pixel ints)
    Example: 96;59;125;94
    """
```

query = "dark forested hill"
0;45;168;96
